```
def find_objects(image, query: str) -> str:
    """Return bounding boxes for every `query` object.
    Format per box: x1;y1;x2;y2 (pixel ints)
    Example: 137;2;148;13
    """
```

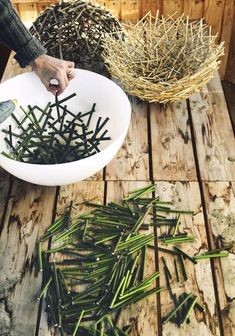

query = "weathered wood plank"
219;0;235;79
222;80;235;130
183;0;204;20
106;181;159;335
38;181;105;335
1;52;28;83
56;181;105;215
105;98;149;181
12;3;19;12
225;2;235;83
156;181;220;336
105;0;121;18
17;3;38;26
36;3;53;15
203;181;235;336
141;0;161;16
13;0;57;3
150;101;197;181
204;0;226;39
189;91;235;181
0;180;56;336
120;0;140;20
201;72;224;93
162;0;183;17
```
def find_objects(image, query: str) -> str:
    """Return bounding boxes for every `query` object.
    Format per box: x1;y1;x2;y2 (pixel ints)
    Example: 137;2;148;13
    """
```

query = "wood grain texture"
150;101;197;181
219;0;235;79
141;0;161;16
57;181;105;215
162;0;183;17
13;0;57;3
120;0;141;20
156;181;220;336
225;2;235;83
17;3;38;26
105;98;149;181
203;0;226;38
183;0;204;19
36;3;53;15
1;52;29;83
222;80;235;130
105;0;121;18
189;91;235;181
106;181;159;336
38;181;105;336
201;72;224;93
203;182;235;336
0;181;56;336
12;3;19;12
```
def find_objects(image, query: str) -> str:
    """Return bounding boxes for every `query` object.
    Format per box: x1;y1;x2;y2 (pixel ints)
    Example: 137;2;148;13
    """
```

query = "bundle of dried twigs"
102;12;224;103
30;0;122;76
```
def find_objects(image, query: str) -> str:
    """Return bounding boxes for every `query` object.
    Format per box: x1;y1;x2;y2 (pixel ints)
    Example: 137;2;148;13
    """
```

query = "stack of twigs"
37;185;164;335
2;93;111;164
29;0;122;76
102;12;224;103
36;184;230;335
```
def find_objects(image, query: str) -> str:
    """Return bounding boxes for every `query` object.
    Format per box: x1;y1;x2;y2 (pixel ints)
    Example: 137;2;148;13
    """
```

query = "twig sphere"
30;0;122;76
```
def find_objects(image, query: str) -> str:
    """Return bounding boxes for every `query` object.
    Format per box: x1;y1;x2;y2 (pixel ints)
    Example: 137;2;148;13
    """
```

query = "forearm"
0;0;46;67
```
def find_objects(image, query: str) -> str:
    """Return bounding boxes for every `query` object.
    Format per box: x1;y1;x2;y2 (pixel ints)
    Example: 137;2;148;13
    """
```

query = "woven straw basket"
102;12;224;103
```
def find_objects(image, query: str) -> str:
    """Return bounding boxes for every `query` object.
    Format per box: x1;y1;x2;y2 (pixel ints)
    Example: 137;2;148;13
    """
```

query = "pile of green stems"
37;184;230;335
2;93;111;164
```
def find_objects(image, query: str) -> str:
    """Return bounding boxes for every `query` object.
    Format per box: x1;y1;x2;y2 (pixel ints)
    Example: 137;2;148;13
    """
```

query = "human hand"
30;55;75;95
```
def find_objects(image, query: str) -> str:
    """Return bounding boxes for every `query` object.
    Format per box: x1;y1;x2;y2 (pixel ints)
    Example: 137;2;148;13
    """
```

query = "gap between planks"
155;181;220;336
187;98;229;336
202;181;235;336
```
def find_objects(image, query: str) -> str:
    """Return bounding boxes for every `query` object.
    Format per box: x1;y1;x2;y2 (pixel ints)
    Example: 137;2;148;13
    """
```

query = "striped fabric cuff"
14;37;47;68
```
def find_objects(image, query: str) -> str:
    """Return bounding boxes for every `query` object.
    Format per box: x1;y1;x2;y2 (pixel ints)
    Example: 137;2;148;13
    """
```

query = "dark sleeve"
0;0;46;67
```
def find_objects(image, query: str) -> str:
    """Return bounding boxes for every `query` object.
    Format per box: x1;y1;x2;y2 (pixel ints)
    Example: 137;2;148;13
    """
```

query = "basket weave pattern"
102;13;224;103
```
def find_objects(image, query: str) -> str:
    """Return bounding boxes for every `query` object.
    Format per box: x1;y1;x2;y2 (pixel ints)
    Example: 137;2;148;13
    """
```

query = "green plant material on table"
36;184;229;335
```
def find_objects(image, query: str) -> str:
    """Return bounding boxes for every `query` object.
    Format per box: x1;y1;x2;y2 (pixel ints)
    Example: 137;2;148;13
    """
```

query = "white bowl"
0;69;131;186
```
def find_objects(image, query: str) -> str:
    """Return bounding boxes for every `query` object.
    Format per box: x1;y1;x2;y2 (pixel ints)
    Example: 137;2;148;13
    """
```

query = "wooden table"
0;55;235;336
